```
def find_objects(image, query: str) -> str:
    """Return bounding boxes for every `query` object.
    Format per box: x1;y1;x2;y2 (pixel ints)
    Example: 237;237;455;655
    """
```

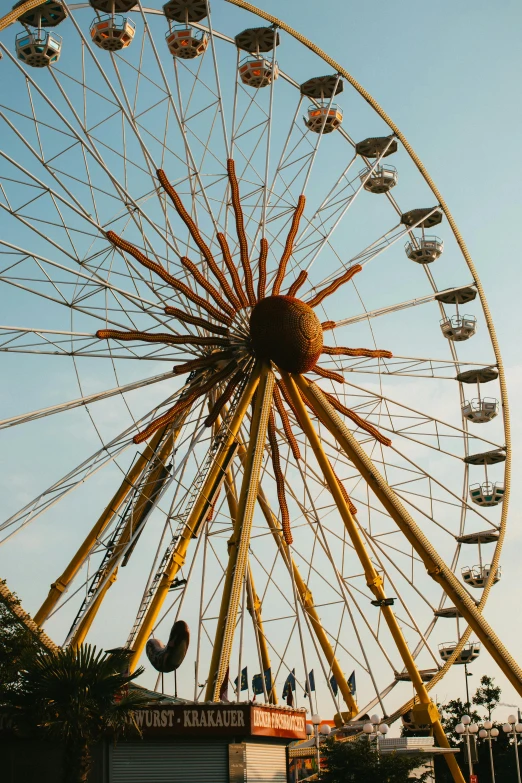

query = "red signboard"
470;775;478;783
131;704;307;740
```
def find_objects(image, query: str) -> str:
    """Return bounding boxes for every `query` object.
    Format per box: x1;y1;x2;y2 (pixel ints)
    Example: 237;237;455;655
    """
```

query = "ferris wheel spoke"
0;382;195;544
0;368;175;431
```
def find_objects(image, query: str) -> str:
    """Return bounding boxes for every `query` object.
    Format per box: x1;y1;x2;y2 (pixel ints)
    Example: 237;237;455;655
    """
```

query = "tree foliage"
472;675;501;719
319;736;431;783
0;581;44;693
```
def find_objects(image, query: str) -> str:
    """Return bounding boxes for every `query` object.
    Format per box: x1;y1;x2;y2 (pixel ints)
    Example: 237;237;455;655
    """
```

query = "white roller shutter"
110;741;228;783
245;743;287;782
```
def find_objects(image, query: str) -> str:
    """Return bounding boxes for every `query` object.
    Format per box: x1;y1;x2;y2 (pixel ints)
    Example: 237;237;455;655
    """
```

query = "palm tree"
6;644;149;783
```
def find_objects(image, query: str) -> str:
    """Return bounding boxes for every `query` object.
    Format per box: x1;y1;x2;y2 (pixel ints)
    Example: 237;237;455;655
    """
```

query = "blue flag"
348;670;356;697
252;668;272;696
234;667;248;692
304;669;315;696
283;670;296;699
330;674;338;697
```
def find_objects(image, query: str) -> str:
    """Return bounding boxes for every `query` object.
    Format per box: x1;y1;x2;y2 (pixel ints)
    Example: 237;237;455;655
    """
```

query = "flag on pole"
234;667;248;693
283;670;296;706
330;674;338;697
219;666;230;701
348;670;356;697
304;669;315;697
252;668;272;696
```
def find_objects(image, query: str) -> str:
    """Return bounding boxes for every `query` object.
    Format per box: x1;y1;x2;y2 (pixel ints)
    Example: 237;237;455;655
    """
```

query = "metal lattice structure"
0;3;518;782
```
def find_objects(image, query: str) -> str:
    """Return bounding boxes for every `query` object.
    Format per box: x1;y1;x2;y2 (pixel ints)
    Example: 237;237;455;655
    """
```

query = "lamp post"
310;714;327;773
502;715;522;783
455;714;479;776
478;721;499;783
363;714;390;750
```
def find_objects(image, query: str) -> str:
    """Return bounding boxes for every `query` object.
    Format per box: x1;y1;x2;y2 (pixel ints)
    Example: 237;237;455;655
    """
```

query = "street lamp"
311;714;322;773
363;714;390;750
503;715;522;783
455;715;479;776
479;720;499;783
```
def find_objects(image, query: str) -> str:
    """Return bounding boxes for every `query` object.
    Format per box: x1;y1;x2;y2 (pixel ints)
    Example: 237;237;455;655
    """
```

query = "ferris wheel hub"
249;295;323;374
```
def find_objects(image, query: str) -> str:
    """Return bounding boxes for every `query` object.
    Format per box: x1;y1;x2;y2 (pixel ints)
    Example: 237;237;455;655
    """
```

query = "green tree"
473;675;501;720
0;581;44;692
4;644;149;783
319;736;431;783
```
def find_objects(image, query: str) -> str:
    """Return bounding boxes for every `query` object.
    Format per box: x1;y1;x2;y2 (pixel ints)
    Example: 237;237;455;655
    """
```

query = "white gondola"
15;30;62;67
165;25;208;58
440;314;477;341
90;14;136;51
461;564;501;588
305;103;343;134
238;56;278;88
462;397;499;424
405;235;444;264
439;641;481;664
469;481;504;507
360;165;398;194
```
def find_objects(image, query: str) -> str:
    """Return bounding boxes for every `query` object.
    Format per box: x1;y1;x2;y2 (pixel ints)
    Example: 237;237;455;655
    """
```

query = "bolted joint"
412;701;440;725
366;574;383;591
51;579;67;594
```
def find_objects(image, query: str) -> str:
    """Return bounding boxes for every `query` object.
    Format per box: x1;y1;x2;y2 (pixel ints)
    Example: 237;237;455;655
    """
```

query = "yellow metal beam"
237;442;358;718
0;580;59;653
0;0;47;32
206;364;274;701
297;375;522;698
223;469;277;704
128;364;262;672
69;435;174;649
35;426;169;627
283;372;465;783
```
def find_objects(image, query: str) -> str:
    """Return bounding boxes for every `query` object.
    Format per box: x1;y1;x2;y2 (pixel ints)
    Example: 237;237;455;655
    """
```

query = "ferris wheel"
0;1;520;779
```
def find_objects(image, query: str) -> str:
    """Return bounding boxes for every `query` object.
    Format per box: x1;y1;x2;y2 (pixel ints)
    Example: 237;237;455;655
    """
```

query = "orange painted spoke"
311;365;345;384
322;346;393;359
96;329;229;348
180;256;236;318
257;237;269;301
287;269;308;298
134;360;237;444
273;384;301;461
107;231;231;325
204;369;245;427
268;410;293;545
173;351;233;376
272;195;306;295
321;320;336;332
307;264;362;309
322;390;391;447
277;377;300;422
164;307;229;336
331;463;358;516
227;159;256;305
216;232;249;309
157;169;239;307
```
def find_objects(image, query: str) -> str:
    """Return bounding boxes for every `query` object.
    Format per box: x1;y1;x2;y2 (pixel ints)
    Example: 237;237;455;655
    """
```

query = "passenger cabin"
439;641;481;664
16;29;62;66
405;236;444;264
469;482;504;507
461;564;501;588
165;26;208;58
440;314;477;341
90;15;136;50
360;165;398;194
461;397;499;423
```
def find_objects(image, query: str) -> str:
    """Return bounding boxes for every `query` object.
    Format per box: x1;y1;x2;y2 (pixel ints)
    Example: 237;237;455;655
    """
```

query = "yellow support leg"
128;363;262;672
223;470;277;704
68;435;174;649
206;364;274;701
235;441;358;718
297;375;522;698
283;372;465;783
35;426;170;627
